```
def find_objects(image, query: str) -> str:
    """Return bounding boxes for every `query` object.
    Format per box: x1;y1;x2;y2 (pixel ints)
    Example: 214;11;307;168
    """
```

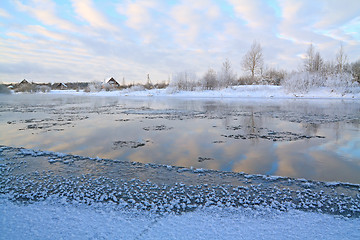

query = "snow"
45;85;360;99
1;198;359;240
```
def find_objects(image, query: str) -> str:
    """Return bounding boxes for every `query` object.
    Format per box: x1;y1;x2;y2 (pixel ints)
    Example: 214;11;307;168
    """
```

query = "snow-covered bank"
1;146;360;217
1;197;359;240
46;85;360;99
1;146;360;239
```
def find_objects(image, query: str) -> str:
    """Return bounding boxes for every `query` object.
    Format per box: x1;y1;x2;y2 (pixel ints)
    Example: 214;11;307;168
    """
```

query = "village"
3;76;169;93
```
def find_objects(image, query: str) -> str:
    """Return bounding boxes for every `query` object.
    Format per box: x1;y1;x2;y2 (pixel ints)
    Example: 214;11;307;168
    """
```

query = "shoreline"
8;85;360;100
1;145;359;218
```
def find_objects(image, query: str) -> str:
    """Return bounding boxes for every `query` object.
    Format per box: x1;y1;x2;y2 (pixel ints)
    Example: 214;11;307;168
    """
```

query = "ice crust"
1;146;360;218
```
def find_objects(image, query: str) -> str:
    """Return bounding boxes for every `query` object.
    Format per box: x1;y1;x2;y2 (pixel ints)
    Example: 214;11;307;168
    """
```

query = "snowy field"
46;85;360;99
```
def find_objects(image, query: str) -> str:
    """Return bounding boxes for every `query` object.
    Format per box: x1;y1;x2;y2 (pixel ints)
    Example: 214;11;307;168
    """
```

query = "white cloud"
314;0;360;29
14;0;77;32
27;25;68;41
0;8;11;18
70;0;117;31
2;0;360;83
227;0;277;28
117;0;157;31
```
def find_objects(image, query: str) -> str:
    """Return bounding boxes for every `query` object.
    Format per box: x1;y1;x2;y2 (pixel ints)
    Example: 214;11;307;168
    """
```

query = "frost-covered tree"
169;71;197;91
219;58;236;88
303;43;315;72
242;40;264;79
201;68;217;90
313;52;323;72
352;59;360;83
261;67;286;85
303;43;325;73
335;43;348;73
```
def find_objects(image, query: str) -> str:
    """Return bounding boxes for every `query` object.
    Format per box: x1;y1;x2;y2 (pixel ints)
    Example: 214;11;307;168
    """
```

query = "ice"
1;146;360;239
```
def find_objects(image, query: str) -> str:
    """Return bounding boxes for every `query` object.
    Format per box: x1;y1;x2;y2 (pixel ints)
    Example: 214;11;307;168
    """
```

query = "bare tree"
303;43;323;73
313;52;323;72
351;59;360;83
336;43;348;73
219;58;236;88
170;71;197;91
242;40;264;79
202;68;217;90
303;43;315;72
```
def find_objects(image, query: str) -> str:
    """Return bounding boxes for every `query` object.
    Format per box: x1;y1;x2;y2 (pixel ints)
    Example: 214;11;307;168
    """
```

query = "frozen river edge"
1;145;360;218
1;145;360;239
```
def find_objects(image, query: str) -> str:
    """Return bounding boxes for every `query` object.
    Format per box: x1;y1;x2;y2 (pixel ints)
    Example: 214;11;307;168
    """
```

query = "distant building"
107;77;120;88
52;83;68;90
19;79;30;86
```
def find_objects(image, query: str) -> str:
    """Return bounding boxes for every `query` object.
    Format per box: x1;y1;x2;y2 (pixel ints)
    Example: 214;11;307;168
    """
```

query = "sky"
0;0;360;84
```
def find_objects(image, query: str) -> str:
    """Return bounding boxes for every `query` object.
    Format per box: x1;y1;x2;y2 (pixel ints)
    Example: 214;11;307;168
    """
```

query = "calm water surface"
0;94;359;183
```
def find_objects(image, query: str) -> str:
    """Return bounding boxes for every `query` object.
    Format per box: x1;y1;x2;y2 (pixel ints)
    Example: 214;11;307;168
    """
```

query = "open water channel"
0;93;359;184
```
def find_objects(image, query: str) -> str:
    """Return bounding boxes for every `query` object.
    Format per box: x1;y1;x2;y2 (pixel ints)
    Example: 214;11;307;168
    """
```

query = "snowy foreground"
1;197;360;240
1;146;360;239
47;85;360;99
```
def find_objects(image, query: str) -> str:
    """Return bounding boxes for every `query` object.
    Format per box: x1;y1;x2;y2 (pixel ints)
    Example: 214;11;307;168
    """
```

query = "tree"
313;52;323;72
202;68;217;90
170;71;197;91
303;43;323;73
303;43;315;72
242;40;264;79
219;58;236;88
352;59;360;83
336;43;348;73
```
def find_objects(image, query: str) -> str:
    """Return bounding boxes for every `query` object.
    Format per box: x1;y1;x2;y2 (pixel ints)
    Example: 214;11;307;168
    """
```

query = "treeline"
282;44;360;94
169;41;360;94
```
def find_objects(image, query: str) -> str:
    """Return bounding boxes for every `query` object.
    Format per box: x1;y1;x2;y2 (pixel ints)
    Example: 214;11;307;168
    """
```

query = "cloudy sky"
1;0;360;84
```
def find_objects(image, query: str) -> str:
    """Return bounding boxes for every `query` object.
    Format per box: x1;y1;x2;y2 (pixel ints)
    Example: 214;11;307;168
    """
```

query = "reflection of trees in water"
243;108;263;144
184;100;358;141
302;123;319;136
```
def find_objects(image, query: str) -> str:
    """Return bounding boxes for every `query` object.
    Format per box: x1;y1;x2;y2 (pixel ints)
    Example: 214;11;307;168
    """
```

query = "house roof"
20;79;29;84
107;77;120;86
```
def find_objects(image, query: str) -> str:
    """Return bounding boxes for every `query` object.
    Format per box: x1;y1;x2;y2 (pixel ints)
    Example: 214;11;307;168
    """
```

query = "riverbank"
34;85;360;99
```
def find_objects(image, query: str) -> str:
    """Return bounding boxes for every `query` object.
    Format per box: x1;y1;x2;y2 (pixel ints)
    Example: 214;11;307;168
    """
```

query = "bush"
154;82;169;89
324;72;359;93
38;85;51;93
84;82;102;92
282;71;359;94
103;83;116;91
261;69;285;85
14;84;37;93
238;76;256;85
128;85;145;92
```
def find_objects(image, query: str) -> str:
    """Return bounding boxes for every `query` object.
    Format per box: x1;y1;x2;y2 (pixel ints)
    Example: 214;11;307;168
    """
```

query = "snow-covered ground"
1;146;360;239
46;85;360;99
1;197;359;240
0;197;360;239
